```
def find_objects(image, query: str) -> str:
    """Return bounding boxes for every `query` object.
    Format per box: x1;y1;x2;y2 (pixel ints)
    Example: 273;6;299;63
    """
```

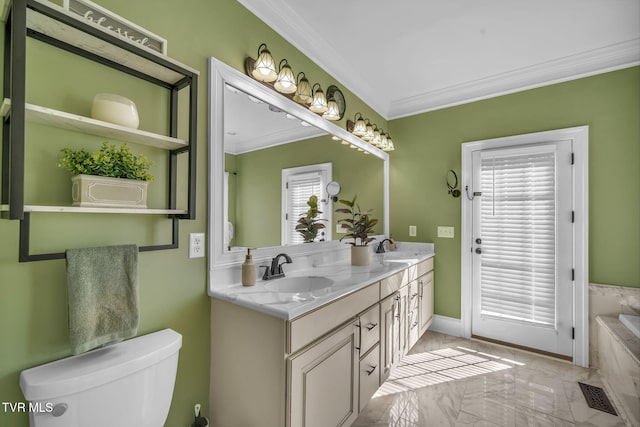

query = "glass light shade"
309;87;328;113
386;138;395;151
371;128;381;146
363;123;374;141
293;75;312;104
322;99;340;120
380;133;388;150
251;45;277;82
274;62;297;94
352;115;366;136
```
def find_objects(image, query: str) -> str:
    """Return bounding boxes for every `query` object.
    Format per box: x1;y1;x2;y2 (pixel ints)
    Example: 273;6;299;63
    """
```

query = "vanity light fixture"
323;85;345;121
249;43;277;82
274;59;297;94
293;72;312;104
309;83;328;114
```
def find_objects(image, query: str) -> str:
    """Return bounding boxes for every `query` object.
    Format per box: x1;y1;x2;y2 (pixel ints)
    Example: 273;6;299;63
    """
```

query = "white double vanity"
209;243;435;427
206;56;434;426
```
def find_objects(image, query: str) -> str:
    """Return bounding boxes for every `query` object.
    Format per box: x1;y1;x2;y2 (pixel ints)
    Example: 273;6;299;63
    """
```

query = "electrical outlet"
409;225;417;237
336;224;344;234
437;226;455;238
189;233;205;258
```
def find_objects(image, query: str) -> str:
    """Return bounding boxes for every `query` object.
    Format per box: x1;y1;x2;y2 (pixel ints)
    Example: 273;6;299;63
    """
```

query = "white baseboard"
429;315;463;337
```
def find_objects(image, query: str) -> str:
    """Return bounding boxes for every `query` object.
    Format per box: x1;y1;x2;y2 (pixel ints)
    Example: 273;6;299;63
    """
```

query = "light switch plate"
437;226;455;238
409;225;417;237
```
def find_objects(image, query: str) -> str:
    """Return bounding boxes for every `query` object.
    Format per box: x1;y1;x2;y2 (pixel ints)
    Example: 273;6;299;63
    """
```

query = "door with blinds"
282;163;331;245
471;141;573;357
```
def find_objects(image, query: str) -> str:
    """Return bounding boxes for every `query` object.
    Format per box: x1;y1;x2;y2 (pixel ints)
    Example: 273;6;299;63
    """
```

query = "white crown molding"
387;39;640;119
236;0;388;117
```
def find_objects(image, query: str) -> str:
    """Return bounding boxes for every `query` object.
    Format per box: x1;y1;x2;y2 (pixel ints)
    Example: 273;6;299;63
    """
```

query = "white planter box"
71;174;148;208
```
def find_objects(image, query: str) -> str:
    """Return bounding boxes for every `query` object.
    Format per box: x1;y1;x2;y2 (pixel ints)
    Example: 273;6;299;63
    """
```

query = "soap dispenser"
242;248;256;286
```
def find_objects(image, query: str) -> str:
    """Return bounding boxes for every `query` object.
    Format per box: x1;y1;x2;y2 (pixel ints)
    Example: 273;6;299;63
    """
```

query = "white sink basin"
265;276;334;293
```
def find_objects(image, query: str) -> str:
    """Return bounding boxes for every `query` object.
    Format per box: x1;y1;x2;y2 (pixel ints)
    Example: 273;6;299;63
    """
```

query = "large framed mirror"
208;57;389;268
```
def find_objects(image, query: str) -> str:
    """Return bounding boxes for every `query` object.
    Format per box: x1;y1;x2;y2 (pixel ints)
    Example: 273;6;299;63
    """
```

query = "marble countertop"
209;249;435;320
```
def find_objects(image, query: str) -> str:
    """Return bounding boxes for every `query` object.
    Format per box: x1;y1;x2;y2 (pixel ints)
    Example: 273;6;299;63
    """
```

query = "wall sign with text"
63;0;167;55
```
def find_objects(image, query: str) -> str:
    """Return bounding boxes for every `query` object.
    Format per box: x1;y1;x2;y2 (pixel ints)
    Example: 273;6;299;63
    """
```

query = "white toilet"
20;329;182;427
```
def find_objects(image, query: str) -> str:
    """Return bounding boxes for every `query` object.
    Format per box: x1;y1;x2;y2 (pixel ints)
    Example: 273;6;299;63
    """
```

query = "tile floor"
352;331;627;427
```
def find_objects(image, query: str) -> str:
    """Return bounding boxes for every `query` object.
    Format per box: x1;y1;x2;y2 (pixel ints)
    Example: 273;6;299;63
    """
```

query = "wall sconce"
447;170;461;197
309;83;328;113
248;43;277;82
322;85;345;121
293;72;312;104
273;59;297;94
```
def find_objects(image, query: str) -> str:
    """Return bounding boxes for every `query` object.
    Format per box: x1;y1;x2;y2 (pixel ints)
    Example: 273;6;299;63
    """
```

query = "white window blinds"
479;150;557;327
285;172;323;245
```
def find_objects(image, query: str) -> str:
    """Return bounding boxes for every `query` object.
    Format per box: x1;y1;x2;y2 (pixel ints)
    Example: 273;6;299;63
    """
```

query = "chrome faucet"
262;253;293;280
375;239;394;254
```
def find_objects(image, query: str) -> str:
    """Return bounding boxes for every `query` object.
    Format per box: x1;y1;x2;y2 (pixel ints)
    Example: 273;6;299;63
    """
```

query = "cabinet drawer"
359;344;380;412
288;282;380;354
417;257;434;277
359;304;380;355
380;269;409;299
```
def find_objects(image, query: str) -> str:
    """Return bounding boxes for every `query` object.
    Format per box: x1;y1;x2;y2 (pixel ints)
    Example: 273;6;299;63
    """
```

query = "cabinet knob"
475;248;482;254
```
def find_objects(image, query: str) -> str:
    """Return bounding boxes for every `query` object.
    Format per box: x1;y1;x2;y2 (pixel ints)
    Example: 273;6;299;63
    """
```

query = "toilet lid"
20;329;181;400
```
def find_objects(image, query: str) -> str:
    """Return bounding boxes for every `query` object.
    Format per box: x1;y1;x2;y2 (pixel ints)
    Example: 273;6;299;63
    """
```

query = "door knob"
475;248;482;254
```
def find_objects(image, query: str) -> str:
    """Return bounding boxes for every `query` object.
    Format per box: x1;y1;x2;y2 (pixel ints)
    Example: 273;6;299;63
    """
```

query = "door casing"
461;126;589;367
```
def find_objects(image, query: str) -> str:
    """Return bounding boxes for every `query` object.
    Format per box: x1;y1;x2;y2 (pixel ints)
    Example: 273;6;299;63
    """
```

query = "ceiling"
237;0;640;120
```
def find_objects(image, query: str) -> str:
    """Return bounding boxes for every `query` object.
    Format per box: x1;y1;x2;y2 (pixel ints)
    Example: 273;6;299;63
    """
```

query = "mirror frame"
208;56;389;268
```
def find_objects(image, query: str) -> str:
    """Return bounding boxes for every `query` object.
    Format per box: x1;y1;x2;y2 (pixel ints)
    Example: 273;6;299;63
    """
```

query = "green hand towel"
66;244;139;355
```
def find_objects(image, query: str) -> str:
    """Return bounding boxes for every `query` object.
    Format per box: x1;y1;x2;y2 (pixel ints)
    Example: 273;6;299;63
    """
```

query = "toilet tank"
20;329;182;427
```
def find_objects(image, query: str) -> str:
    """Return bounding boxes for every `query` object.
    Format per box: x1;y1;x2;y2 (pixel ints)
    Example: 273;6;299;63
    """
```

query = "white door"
471;141;573;357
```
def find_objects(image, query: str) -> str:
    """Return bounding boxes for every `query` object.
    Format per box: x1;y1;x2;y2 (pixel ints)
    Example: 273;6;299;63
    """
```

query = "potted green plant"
295;195;326;243
336;194;378;266
57;142;154;208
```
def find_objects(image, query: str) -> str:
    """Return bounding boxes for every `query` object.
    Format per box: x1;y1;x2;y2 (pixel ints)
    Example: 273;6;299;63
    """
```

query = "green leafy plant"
336;194;378;246
57;142;154;181
295;195;326;243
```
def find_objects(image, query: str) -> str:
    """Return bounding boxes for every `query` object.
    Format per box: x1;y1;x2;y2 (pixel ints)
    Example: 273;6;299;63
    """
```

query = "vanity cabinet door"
418;271;434;337
287;321;359;427
380;293;400;383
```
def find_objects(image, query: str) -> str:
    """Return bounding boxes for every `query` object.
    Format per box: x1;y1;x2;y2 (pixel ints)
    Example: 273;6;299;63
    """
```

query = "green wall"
389;67;640;319
227;135;384;248
0;1;384;426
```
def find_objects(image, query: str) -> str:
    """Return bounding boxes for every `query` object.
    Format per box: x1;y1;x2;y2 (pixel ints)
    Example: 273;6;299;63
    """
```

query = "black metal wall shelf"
1;0;199;262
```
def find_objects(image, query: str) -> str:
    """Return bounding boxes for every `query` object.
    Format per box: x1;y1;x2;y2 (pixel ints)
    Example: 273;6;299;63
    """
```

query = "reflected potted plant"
295;195;326;243
336;194;378;266
57;142;153;208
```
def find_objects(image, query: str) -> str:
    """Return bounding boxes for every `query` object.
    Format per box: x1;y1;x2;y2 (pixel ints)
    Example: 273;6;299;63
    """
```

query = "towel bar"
18;212;180;262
